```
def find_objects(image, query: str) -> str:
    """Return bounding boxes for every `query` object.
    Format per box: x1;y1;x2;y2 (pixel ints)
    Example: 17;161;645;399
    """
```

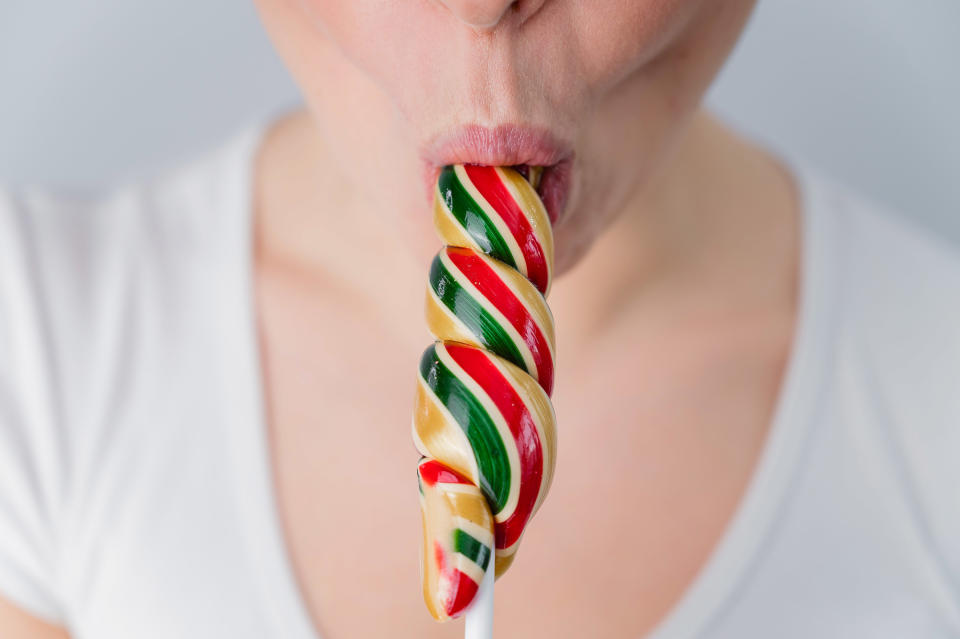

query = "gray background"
0;1;957;241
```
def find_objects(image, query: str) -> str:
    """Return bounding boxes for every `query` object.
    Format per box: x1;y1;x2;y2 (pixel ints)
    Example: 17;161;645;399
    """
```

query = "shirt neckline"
225;121;838;639
218;121;323;638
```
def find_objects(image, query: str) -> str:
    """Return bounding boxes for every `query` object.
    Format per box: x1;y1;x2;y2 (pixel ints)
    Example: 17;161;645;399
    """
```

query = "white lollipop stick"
464;553;495;639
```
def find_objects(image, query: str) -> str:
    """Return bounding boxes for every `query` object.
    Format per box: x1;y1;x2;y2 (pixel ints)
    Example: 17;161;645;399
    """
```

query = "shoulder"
2;124;261;288
0;124;261;358
808;170;960;391
814;172;960;364
0;124;262;623
0;124;260;431
803;168;960;582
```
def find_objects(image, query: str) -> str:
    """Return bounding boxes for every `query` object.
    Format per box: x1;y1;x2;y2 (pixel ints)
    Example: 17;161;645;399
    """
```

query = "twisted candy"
413;164;558;620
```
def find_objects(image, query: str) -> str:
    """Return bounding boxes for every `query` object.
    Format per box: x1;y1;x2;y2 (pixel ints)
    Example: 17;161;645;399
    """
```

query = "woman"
1;0;957;637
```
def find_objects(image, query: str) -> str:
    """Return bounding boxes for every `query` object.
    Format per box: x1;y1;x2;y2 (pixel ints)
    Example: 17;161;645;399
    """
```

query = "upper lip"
420;123;573;168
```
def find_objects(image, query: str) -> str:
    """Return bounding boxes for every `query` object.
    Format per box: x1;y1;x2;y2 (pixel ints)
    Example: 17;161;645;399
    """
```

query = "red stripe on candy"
446;569;480;618
446;247;554;395
463;165;550;294
419;459;473;488
434;540;447;575
445;344;543;551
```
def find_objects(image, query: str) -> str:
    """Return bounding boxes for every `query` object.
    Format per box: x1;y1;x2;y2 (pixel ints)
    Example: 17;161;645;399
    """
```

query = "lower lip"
420;160;572;226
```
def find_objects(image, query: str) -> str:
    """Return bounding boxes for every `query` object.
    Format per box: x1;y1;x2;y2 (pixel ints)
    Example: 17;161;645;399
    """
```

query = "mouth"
420;124;574;225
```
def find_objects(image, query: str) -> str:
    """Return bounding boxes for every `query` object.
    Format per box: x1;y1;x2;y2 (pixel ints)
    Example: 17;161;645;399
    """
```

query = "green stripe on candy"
438;166;517;270
453;528;491;570
429;254;529;377
419;346;511;513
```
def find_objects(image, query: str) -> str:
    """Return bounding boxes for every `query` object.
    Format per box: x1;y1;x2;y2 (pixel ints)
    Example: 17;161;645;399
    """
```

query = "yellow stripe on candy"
413;378;480;485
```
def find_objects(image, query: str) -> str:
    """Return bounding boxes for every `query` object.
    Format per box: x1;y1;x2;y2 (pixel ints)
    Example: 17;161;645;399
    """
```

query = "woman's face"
256;0;756;273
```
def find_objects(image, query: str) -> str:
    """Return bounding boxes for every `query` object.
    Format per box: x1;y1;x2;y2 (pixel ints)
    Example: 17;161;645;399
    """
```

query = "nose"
437;0;526;30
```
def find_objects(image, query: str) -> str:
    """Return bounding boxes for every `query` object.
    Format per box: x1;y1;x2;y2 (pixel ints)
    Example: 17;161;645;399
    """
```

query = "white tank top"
1;124;958;638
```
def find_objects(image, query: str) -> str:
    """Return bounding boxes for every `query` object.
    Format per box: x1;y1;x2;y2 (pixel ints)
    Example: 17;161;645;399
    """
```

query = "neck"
252;108;799;355
550;111;799;341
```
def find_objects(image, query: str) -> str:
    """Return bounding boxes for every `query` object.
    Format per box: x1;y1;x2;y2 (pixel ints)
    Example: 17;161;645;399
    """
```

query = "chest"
254;279;784;638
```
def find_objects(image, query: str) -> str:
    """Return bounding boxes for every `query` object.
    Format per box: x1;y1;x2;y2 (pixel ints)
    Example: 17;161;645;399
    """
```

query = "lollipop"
413;164;558;625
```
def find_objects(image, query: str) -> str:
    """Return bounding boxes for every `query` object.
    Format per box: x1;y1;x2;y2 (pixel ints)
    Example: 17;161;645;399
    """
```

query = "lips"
420;124;574;225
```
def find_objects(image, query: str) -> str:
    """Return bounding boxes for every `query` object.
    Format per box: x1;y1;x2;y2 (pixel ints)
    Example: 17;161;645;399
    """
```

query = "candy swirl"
413;165;558;620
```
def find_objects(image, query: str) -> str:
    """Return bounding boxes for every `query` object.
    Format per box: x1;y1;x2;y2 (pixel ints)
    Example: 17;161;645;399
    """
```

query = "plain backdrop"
0;1;957;242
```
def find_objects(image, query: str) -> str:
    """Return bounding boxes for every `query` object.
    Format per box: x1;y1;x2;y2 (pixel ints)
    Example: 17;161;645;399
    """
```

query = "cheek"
298;0;455;122
569;0;705;91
